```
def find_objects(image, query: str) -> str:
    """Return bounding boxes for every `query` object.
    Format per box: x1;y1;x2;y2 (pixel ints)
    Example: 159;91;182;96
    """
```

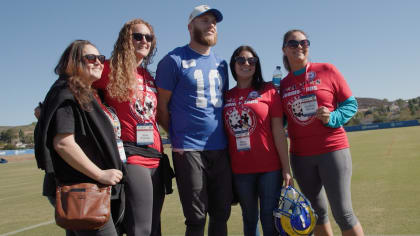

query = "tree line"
346;97;420;126
0;125;35;150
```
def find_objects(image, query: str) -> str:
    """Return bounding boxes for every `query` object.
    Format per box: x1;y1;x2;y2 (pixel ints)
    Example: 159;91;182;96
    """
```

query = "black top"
34;77;123;197
51;103;107;183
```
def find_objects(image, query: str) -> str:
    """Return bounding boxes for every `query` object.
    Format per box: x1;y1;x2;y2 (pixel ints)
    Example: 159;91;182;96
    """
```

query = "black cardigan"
34;77;123;198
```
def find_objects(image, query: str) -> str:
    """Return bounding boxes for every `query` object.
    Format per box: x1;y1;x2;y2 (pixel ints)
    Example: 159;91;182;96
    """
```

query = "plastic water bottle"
272;66;282;88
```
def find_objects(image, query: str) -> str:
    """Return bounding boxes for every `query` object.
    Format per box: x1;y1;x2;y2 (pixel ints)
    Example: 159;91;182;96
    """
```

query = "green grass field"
1;126;420;235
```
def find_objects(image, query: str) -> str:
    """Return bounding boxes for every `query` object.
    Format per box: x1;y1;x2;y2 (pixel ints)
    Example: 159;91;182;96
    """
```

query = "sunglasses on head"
235;56;258;66
83;54;105;64
285;39;310;48
132;33;153;42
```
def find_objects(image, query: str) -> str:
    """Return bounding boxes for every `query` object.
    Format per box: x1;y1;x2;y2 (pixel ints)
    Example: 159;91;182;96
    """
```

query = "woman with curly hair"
93;18;169;236
35;39;123;236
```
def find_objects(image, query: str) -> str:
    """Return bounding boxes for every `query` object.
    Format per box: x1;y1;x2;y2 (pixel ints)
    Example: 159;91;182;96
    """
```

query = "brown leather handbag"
55;183;111;230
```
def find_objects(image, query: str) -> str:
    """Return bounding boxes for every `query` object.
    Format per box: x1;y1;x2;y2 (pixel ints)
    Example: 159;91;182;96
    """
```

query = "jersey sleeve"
54;103;75;134
92;60;111;90
155;55;179;91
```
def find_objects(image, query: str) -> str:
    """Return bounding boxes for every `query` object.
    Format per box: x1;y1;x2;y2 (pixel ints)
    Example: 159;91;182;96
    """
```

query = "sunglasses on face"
235;56;258;66
132;33;153;42
285;39;310;48
83;54;105;64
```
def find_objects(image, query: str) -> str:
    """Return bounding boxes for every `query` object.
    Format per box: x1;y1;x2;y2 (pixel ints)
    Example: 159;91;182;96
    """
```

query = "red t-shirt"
223;83;283;174
93;61;161;168
280;63;352;156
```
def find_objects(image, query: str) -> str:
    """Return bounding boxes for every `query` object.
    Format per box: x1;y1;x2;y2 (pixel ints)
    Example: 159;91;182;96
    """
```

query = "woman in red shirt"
223;45;292;236
93;19;169;236
280;29;364;236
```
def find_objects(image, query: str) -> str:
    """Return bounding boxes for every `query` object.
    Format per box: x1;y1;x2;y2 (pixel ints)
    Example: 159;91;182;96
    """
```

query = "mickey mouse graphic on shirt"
224;97;257;135
131;79;157;123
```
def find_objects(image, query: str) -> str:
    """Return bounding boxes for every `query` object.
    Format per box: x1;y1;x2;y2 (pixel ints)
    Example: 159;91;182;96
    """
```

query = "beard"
192;25;217;47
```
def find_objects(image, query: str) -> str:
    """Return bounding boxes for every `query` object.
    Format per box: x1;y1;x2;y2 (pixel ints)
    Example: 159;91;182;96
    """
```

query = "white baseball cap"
188;5;223;24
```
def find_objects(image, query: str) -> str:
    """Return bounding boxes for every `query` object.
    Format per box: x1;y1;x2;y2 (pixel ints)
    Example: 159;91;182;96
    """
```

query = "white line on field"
0;220;54;236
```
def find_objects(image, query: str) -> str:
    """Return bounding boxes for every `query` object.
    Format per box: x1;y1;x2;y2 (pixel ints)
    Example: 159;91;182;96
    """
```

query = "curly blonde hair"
107;18;157;102
55;40;96;110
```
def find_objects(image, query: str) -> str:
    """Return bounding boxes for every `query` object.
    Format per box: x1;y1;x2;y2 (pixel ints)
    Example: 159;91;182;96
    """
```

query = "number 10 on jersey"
194;69;223;108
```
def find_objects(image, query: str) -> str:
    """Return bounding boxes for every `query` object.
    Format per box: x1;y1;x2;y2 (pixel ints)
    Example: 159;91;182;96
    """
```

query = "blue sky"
1;0;419;126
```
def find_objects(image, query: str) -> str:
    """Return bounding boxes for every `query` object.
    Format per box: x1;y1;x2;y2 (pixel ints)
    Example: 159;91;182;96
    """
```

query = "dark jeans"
234;170;283;236
173;150;233;236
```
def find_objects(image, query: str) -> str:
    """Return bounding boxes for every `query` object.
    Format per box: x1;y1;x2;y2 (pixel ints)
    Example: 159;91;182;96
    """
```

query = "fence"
344;119;419;132
0;149;34;156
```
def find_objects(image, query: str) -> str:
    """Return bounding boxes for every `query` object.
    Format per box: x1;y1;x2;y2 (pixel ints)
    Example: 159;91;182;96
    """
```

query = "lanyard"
291;63;311;96
135;69;148;104
94;93;121;139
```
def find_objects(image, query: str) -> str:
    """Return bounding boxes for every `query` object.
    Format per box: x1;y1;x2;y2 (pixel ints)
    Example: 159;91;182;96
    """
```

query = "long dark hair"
229;45;264;91
282;29;308;72
55;40;96;110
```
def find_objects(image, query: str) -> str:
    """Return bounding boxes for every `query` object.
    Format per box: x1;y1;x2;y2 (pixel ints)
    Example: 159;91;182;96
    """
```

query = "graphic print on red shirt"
131;77;157;124
223;83;283;174
224;97;257;136
280;63;352;156
93;61;161;168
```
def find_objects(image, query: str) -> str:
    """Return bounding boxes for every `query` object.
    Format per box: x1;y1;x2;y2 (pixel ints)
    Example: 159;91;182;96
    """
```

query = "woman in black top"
35;40;123;236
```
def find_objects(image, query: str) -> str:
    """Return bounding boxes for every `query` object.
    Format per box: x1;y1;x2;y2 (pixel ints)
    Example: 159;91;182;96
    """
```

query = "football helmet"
273;186;317;236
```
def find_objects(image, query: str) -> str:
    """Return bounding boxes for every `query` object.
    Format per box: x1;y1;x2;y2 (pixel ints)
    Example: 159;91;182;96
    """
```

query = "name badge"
116;139;126;163
235;130;251;151
300;94;318;117
136;123;154;145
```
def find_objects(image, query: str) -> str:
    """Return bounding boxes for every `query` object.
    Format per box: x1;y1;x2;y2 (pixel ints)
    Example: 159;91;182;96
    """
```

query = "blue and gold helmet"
273;186;317;236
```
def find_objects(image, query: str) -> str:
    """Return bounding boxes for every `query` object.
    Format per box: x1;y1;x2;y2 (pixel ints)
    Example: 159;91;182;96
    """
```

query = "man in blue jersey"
155;5;232;236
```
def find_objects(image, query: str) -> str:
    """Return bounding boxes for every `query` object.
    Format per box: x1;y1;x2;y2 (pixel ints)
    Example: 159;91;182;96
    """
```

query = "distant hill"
0;122;37;135
349;96;420;125
0;122;36;149
356;97;392;110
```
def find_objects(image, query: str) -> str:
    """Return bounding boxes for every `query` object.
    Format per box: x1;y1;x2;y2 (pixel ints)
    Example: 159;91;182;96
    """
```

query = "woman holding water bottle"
223;45;292;236
279;29;364;236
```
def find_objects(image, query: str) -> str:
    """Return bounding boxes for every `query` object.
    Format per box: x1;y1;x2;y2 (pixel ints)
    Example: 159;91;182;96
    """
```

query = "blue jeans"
234;170;283;236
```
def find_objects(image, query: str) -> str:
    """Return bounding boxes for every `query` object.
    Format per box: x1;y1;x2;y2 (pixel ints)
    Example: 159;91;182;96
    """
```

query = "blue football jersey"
155;45;228;150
